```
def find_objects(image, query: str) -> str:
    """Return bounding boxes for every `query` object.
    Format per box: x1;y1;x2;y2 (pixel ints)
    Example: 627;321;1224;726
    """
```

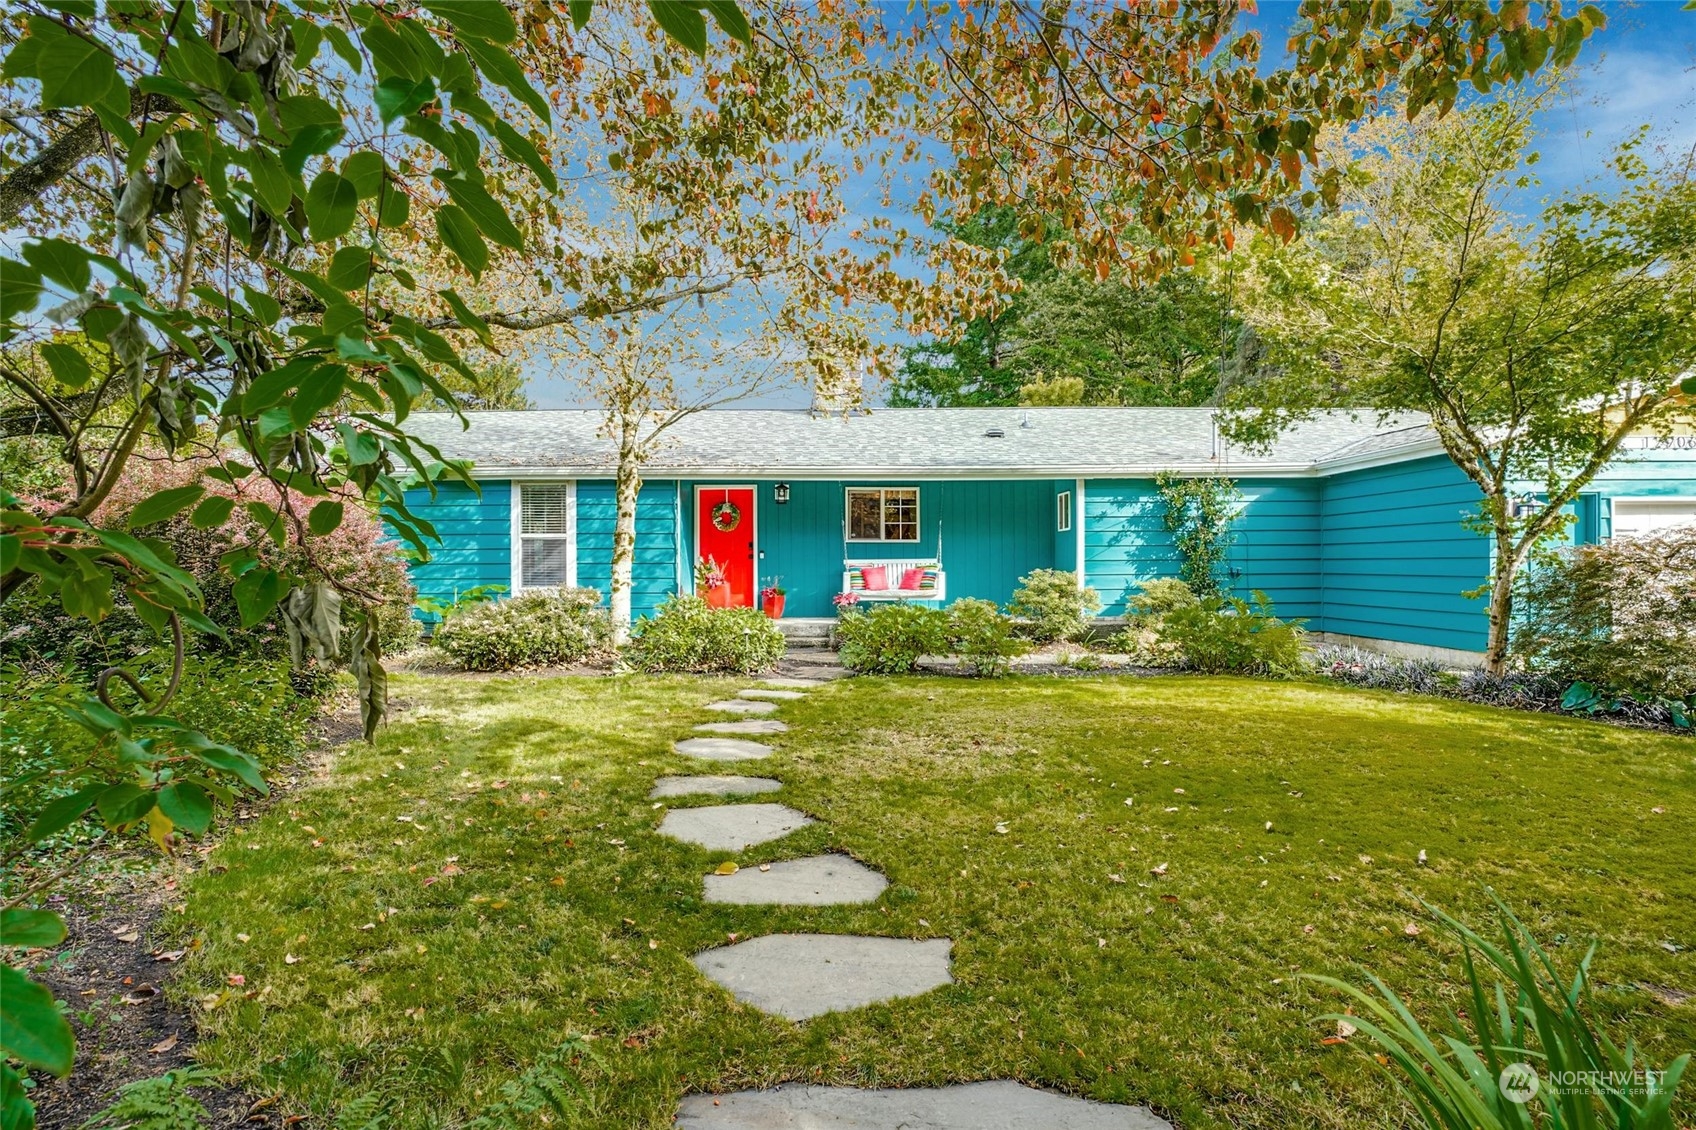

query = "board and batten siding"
574;480;681;620
1082;478;1322;619
396;478;512;618
1317;454;1490;652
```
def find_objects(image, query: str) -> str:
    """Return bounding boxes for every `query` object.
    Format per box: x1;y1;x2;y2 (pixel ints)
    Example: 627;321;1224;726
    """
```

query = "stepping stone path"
695;718;787;734
650;679;1165;1126
675;1081;1173;1129
704;698;779;715
650;775;780;799
658;803;814;851
691;934;953;1021
674;737;772;761
704;854;887;905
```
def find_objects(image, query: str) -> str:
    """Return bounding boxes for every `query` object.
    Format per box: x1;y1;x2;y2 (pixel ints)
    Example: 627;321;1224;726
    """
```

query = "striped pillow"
917;567;939;591
847;567;866;591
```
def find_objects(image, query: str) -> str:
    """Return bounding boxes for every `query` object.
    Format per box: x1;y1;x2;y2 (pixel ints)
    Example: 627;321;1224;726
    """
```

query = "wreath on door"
710;500;742;532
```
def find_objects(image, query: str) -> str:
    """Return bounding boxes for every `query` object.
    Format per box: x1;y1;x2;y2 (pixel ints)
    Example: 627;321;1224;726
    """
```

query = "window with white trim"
1057;490;1072;532
518;484;572;588
846;487;919;542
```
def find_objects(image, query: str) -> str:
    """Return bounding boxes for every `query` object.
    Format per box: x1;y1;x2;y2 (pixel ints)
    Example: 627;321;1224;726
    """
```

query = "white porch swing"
841;519;947;603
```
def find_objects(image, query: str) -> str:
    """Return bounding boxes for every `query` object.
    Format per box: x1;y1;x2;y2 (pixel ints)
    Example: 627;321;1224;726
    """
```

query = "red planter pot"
763;593;786;619
706;584;734;609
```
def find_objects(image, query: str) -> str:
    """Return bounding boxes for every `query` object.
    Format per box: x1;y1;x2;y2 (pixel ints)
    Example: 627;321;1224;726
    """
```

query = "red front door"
696;487;756;607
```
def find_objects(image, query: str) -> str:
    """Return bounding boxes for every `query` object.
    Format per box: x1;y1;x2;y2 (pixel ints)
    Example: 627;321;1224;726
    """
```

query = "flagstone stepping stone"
738;688;806;701
704;854;887;906
705;698;779;715
758;677;825;689
691;934;952;1021
695;719;788;735
674;1080;1172;1129
658;803;814;851
674;737;773;762
650;775;781;799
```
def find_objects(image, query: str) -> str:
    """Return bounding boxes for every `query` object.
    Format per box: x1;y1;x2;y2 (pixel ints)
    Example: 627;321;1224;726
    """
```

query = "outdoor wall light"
774;482;791;504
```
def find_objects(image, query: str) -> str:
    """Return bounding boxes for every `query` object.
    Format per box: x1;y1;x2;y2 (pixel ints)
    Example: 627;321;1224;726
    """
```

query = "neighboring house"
396;408;1696;663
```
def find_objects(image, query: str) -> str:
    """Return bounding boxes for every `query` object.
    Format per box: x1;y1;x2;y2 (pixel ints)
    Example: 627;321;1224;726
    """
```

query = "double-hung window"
515;483;574;589
1057;490;1073;533
846;487;919;542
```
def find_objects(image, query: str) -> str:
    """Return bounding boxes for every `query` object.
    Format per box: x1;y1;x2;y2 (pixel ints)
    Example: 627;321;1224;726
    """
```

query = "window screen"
520;485;571;587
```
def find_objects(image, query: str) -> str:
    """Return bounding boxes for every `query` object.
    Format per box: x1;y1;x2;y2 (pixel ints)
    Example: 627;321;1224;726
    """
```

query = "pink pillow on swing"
860;564;889;591
898;567;926;590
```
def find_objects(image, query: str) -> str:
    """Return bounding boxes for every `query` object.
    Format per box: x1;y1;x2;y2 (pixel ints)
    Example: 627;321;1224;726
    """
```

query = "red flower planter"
762;593;786;619
706;584;734;609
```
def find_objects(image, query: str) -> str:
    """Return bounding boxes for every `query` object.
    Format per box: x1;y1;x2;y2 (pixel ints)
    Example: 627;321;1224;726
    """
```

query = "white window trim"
510;481;577;592
845;486;921;543
1056;489;1072;533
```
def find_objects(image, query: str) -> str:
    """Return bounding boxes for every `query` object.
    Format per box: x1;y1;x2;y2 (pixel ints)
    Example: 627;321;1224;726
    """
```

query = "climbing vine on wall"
1155;472;1241;599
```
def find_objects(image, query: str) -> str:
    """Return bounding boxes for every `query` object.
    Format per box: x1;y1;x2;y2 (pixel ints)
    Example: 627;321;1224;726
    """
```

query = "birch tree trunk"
1484;529;1518;676
610;433;643;647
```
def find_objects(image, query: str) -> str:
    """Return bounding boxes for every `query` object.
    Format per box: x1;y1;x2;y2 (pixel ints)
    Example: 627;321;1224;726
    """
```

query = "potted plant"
696;556;732;608
760;578;786;619
832;590;860;614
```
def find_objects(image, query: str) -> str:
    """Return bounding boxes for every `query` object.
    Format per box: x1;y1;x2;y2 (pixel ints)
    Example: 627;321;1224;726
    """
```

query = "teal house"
398;408;1696;662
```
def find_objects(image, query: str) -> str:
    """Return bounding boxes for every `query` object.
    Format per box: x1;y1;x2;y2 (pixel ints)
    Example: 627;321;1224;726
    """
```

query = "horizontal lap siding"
1319;455;1489;651
722;480;1057;618
576;481;680;620
396;479;511;619
1084;478;1321;619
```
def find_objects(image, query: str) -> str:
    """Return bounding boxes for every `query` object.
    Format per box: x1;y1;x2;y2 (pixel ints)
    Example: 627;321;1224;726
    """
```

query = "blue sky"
527;2;1696;410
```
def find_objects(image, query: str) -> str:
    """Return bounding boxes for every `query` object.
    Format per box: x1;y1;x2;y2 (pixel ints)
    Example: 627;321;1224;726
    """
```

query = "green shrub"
433;588;613;671
1156;591;1306;675
946;597;1027;677
626;595;785;674
1127;577;1200;619
1007;569;1102;642
1516;528;1696;705
836;602;950;674
1105;578;1200;663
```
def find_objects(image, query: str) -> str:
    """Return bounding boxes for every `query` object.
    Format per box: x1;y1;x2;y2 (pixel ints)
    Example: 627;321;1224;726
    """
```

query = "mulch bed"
23;707;367;1129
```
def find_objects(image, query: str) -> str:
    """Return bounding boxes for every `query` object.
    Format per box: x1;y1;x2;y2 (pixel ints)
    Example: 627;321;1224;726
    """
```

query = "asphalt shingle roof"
402;407;1437;478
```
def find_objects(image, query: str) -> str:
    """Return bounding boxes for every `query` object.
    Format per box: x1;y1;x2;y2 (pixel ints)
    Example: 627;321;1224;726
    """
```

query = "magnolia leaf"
308;500;346;536
232;566;287;627
570;0;594;30
190;495;236;530
434;173;524;250
25;784;106;842
156;782;213;835
0;909;66;949
279;582;343;665
21;238;93;292
422;0;518;44
95;782;156;828
435;204;489;279
305;172;359;242
649;1;707;55
39;342;93;389
454;34;550;122
127;485;205;529
702;0;751;45
373;76;436;124
350;613;387;742
0;964;74;1076
327;247;375;291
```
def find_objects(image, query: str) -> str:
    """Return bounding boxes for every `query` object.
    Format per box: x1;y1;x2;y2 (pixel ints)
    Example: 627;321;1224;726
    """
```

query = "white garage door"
1613;498;1696;539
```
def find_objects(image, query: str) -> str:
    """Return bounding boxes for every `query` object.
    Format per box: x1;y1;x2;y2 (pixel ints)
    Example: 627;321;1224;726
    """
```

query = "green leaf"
190;495;236;530
379;186;411;229
373;75;436;124
232;566;287;627
0;963;74;1076
5;16;122;111
570;0;594;29
155;782;213;835
438;288;495;348
127;485;205;529
305;172;359;242
455;34;550;122
0;535;17;576
327;247;374;291
191;747;266;793
337;421;382;467
423;0;518;43
23;783;105;842
434;172;524;250
95;782;156;827
649;1;707;55
0;260;45;321
434;204;489;279
290;365;348;428
0;909;65;949
21;238;92;292
341;151;388;200
1683;374;1696;395
39;342;92;390
702;0;751;44
308;500;345;536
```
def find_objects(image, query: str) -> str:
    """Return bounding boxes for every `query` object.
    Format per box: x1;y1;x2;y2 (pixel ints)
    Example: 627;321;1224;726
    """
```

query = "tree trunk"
1483;543;1516;677
609;445;642;648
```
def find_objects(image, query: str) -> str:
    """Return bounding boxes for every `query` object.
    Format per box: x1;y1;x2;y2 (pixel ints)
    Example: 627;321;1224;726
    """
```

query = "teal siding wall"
397;478;511;619
576;480;681;620
1082;478;1321;618
681;479;1057;617
1053;480;1078;573
1318;455;1490;651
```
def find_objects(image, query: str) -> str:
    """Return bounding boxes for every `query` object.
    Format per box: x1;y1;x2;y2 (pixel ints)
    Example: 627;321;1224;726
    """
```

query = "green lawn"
173;673;1696;1128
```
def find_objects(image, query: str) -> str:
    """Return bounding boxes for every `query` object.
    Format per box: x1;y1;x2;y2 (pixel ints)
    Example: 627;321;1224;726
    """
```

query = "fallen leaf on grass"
1150;862;1168;877
284;953;299;964
149;1034;178;1054
121;984;159;1004
116;930;140;943
714;862;739;875
1336;1019;1358;1039
227;974;245;986
1404;923;1422;937
236;933;250;943
1108;873;1125;883
154;949;187;963
994;822;1009;835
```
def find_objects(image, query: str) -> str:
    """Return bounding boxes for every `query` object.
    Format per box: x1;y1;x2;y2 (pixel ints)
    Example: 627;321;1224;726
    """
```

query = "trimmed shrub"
434;588;612;671
946;597;1028;677
1515;529;1696;704
1156;591;1307;675
1127;577;1200;619
836;602;950;674
627;595;785;674
1008;569;1101;643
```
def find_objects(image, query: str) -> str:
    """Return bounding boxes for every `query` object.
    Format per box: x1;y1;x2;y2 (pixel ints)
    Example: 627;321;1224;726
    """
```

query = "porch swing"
840;518;947;603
